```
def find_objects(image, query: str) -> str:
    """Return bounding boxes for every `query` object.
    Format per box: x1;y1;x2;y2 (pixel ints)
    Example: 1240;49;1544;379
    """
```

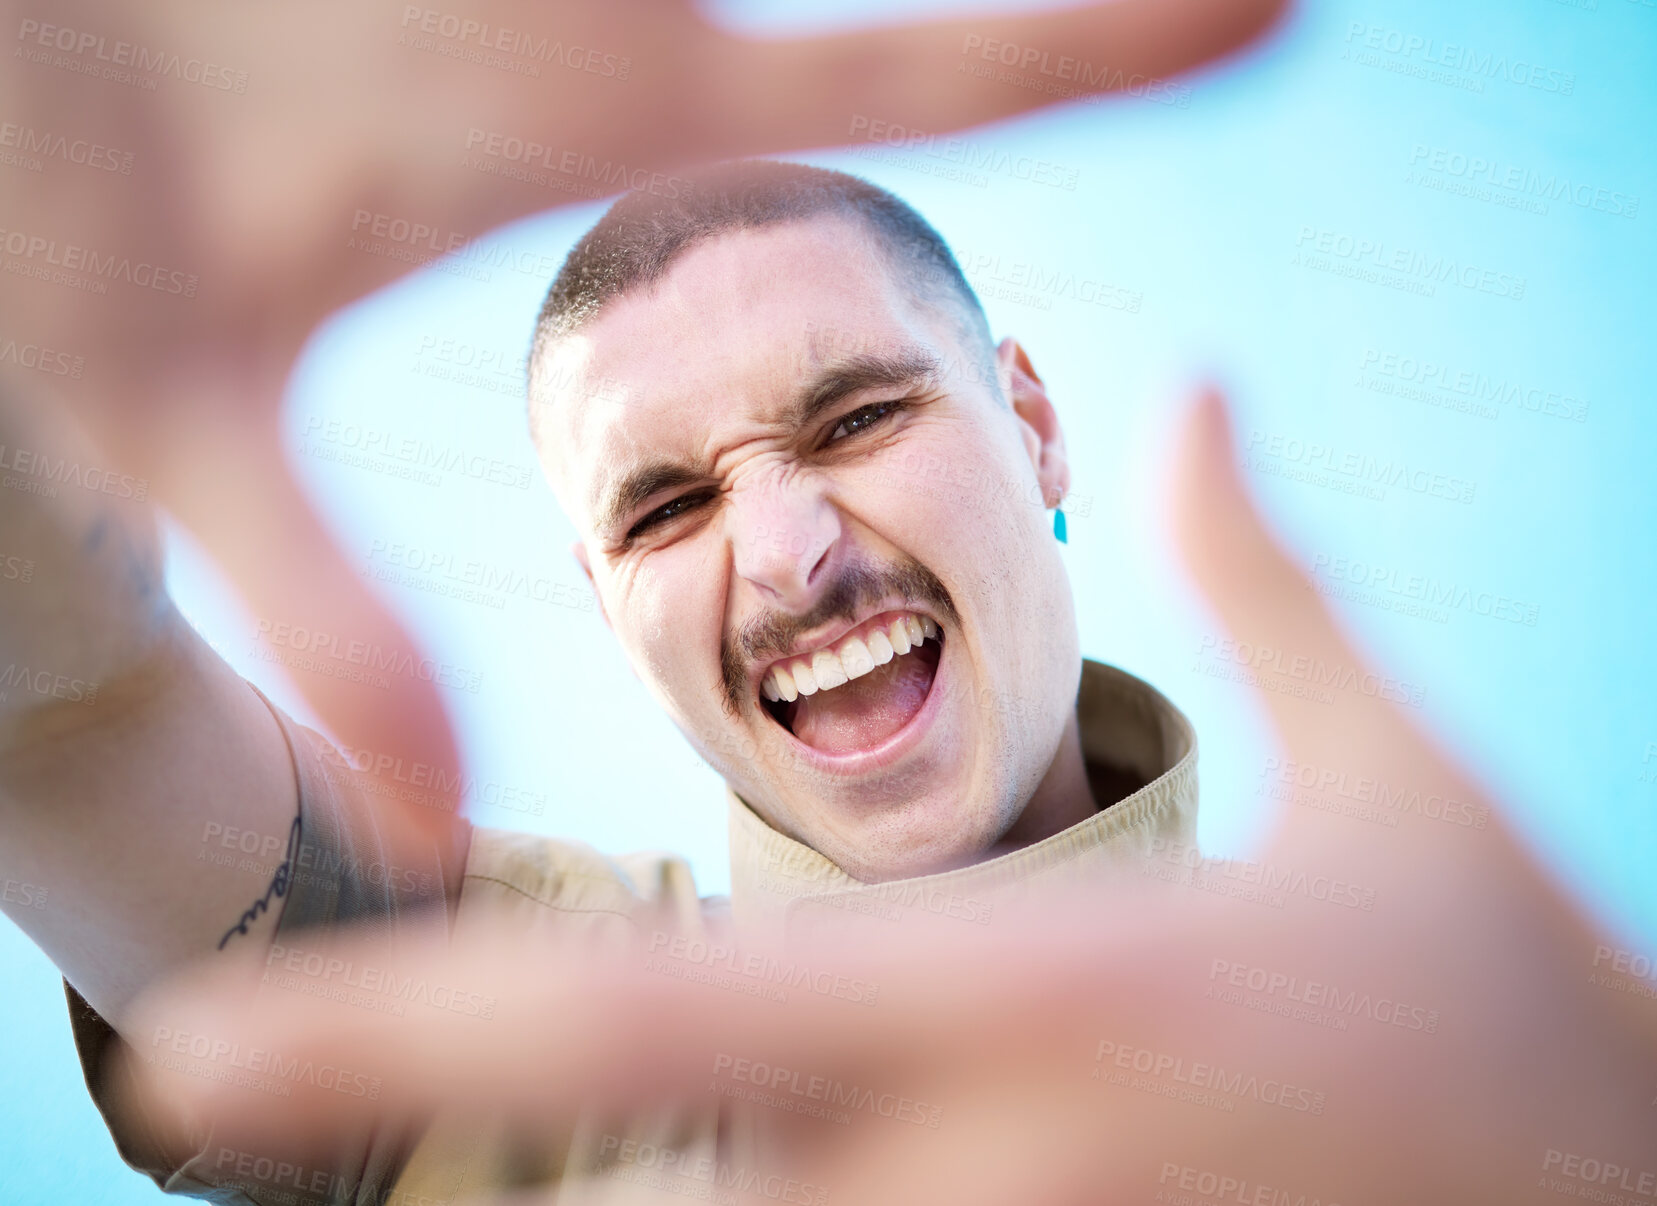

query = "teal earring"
1053;506;1067;544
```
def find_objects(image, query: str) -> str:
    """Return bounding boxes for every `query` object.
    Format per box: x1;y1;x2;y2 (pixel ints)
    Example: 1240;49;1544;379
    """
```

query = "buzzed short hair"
529;159;993;388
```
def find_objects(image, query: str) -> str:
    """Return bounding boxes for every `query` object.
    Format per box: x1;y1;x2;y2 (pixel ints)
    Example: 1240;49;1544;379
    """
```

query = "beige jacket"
68;659;1196;1204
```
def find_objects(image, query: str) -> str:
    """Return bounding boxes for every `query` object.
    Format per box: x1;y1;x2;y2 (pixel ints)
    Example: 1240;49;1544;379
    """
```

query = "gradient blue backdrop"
5;0;1653;1199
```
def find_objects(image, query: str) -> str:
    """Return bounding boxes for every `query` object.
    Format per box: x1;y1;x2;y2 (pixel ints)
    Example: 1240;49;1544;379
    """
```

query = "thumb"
1168;386;1352;695
1164;388;1503;880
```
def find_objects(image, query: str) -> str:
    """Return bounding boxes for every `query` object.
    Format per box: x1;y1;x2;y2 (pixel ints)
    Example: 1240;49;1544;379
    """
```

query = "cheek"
876;425;1065;679
865;425;1043;556
617;551;728;714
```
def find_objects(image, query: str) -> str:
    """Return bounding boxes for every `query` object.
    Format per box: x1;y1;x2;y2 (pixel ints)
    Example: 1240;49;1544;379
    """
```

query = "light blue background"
5;0;1654;1199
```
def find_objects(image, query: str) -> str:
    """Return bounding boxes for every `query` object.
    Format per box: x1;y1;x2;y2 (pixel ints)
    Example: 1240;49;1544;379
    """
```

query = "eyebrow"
592;347;943;538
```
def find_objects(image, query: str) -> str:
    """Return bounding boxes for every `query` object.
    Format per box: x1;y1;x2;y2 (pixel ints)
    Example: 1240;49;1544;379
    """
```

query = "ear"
571;540;613;633
996;337;1070;510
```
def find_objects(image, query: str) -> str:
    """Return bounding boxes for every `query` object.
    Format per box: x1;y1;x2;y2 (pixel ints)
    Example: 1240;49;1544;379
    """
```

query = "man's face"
536;218;1079;882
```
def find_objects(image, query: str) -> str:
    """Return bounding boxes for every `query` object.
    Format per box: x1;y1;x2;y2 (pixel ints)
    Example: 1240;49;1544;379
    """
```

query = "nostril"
805;535;834;588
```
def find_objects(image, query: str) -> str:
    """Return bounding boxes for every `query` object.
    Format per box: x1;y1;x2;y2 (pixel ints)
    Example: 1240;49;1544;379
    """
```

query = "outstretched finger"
116;894;1177;1168
1165;389;1528;892
707;0;1291;160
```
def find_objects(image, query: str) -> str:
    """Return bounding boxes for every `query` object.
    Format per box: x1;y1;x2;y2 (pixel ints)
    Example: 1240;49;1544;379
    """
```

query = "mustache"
721;556;959;716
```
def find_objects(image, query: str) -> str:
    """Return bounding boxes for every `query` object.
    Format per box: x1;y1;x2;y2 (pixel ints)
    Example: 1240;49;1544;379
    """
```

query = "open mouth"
759;610;944;757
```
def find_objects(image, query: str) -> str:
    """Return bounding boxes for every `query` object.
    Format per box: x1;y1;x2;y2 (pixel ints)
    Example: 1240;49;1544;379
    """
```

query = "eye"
627;490;713;541
828;400;906;443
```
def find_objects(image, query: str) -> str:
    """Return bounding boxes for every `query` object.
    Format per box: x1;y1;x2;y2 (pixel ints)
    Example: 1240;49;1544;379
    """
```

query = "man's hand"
121;391;1657;1203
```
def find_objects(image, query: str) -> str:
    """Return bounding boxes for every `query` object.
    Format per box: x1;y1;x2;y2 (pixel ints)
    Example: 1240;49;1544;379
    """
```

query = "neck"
988;710;1099;858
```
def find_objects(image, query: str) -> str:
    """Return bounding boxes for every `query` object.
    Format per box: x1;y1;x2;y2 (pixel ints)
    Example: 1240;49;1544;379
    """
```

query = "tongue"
790;642;939;755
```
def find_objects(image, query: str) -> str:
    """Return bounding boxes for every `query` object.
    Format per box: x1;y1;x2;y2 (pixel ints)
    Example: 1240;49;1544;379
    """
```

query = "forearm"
0;377;176;734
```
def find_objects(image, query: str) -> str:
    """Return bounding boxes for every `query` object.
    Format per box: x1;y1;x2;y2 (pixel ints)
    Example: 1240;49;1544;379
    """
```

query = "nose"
726;469;842;613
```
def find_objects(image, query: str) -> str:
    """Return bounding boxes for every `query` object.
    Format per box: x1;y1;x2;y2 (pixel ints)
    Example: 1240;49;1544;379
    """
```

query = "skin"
0;0;1293;1125
122;395;1657;1204
16;5;1652;1202
0;0;1287;849
536;218;1097;882
54;1;1654;1199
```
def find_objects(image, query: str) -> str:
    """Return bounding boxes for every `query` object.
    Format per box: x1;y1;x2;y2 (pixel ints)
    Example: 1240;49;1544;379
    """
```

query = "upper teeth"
762;613;939;703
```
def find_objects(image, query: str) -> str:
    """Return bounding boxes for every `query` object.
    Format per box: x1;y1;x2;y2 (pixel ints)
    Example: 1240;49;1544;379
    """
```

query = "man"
0;3;1294;1198
7;4;1654;1203
119;388;1657;1204
0;0;1284;839
5;158;1199;1203
528;160;1191;894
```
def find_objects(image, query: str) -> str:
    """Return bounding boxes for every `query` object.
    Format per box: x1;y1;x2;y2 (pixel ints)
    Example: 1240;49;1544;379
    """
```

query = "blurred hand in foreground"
123;391;1657;1204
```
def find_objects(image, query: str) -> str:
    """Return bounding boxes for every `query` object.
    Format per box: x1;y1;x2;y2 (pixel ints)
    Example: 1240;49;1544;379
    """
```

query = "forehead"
541;219;947;527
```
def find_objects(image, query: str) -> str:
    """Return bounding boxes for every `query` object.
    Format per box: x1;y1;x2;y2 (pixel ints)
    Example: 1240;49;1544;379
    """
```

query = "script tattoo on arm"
216;815;302;951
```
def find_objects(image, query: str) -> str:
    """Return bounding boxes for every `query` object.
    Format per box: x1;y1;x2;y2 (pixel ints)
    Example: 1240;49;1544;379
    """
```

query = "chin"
811;789;998;884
